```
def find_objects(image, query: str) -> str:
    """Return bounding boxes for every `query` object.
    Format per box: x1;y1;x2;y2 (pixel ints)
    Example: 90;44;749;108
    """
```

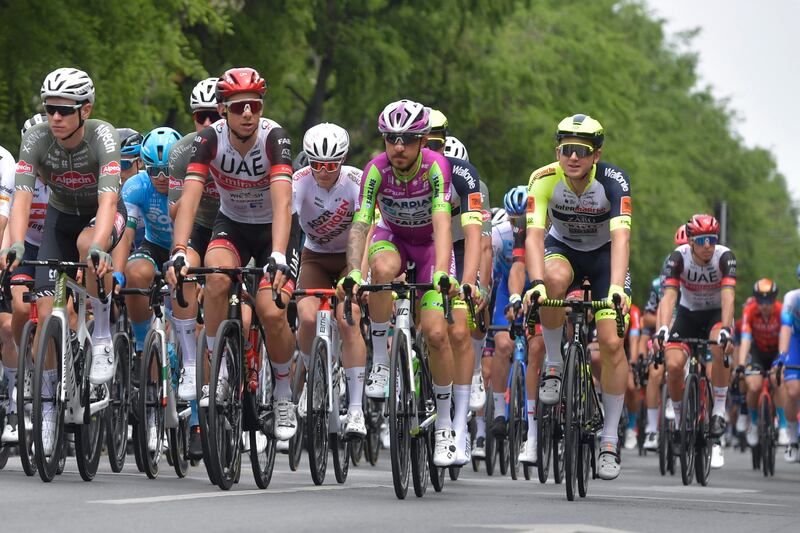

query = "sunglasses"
309;160;342;172
383;132;423;145
691;234;718;246
224;99;263;115
557;143;595;158
121;158;139;171
426;137;445;151
44;103;83;116
194;110;221;124
146;165;169;178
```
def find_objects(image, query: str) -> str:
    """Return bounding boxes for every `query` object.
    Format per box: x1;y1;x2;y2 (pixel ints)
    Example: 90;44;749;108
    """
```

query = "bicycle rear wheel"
207;319;243;490
695;377;712;486
637;397;647;456
483;382;496;476
679;373;698;486
17;319;37;477
32;315;65;482
331;365;350;484
563;344;580;501
106;331;131;473
288;354;305;472
307;336;330;485
508;360;525;481
388;329;411;499
364;396;381;466
249;332;276;489
138;330;165;479
169;415;190;478
536;400;553;483
195;329;217;484
577;365;594;498
658;383;668;476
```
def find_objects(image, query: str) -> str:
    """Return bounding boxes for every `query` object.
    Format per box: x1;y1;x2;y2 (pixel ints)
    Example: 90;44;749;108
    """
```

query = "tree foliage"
0;0;796;304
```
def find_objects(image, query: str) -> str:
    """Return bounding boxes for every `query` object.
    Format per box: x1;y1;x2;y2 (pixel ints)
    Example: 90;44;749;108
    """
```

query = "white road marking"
523;491;786;507
620;485;759;495
462;525;636;533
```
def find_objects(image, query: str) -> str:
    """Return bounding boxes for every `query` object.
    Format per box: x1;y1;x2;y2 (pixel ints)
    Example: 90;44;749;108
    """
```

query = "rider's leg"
646;362;665;433
125;256;156;352
666;346;687;427
449;305;473;456
0;310;17;414
597;314;628;448
491;331;513;423
526;334;544;442
366;245;401;370
540;258;571;366
709;325;731;419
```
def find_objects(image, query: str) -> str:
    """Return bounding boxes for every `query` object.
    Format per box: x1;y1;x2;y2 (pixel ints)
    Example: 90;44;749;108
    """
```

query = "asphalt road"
1;440;798;533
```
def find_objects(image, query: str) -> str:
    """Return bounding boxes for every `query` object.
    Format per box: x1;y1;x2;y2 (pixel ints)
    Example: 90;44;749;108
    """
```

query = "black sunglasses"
384;132;423;145
44;103;83;117
426;138;445;151
194;110;221;124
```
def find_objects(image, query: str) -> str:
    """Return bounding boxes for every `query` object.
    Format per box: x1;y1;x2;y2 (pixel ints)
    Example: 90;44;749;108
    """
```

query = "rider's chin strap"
61;102;86;141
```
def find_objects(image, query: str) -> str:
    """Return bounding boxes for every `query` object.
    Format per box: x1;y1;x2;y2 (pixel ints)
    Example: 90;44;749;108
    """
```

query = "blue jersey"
492;220;515;279
781;288;800;334
122;171;172;250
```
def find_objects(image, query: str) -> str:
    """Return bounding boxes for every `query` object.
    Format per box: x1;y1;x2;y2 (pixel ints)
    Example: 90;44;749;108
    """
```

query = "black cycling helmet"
752;278;778;304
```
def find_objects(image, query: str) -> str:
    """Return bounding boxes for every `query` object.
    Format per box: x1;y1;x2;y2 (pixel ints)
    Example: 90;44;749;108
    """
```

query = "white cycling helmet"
378;99;431;135
190;77;219;110
491;207;509;226
21;112;47;135
303;123;350;161
40;67;95;104
444;136;469;162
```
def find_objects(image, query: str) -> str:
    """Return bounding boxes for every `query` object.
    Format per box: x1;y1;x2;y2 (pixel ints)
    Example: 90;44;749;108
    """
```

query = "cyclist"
118;129;145;248
653;214;736;469
778;266;800;462
340;99;458;466
524;114;632;480
736;278;783;449
623;302;642;450
167;67;301;442
0;140;17;440
293;122;367;437
167;77;221;456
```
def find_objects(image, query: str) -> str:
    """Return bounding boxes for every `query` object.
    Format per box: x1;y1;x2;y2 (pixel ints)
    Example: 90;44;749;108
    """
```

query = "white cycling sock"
433;382;453;430
788;421;799;444
89;294;112;340
6;368;16;414
272;360;292;399
345;366;365;412
673;401;682;428
472;337;484;373
600;393;624;446
646;408;659;434
370;321;390;366
542;326;564;366
712;387;728;417
206;335;216;353
453;384;470;452
527;398;537;441
174;318;197;367
493;392;506;417
476;417;486;439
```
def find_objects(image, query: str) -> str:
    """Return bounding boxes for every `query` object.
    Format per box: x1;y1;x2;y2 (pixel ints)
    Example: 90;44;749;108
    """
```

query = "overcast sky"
647;0;799;200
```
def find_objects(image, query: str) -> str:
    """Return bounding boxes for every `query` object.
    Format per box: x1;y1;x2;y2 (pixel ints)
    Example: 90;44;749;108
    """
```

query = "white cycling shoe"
623;428;637;450
89;337;115;385
469;372;486;411
711;443;724;469
365;364;389;399
274;398;298;441
178;364;196;401
433;428;457;467
519;437;537;465
345;410;367;437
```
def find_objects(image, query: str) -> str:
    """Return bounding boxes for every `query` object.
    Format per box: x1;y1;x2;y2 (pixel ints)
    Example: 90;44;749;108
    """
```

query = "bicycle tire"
388;329;411;499
484;382;496;476
350;433;364;466
168;416;190;478
288;354;305;472
637;397;647;456
536;400;553;483
658;383;668;476
32;315;65;482
364;396;381;466
331;364;350;484
508;360;525;480
207;319;242;490
138;329;165;479
75;338;105;481
106;331;131;473
17;319;37;476
307;335;330;485
195;329;217;484
759;393;774;477
695;377;712;486
417;331;442;493
563;344;579;501
498;434;509;476
577;358;593;498
679;373;698;486
249;331;276;489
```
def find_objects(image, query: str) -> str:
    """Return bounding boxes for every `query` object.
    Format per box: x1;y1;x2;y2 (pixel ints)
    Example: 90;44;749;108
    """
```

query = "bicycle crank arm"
88;396;110;416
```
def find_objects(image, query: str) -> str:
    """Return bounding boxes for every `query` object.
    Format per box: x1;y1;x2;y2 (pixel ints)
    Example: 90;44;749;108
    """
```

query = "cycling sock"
206;335;216;354
750;408;758;425
272;360;292;399
777;407;787;428
712;387;728;417
788;421;799;444
453;384;470;452
600;393;624;446
131;320;150;353
542;326;564;366
5;368;16;414
189;400;199;426
627;411;636;430
346;366;365;411
646;408;658;433
476;417;486;439
370;321;390;366
89;294;112;340
527;398;537;441
173;318;197;367
493;392;506;417
472;337;484;373
42;369;57;399
673;401;682;428
433;382;453;430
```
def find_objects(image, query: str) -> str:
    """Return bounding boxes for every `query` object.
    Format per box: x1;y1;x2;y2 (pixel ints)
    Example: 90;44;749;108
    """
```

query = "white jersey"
186;117;294;224
661;243;737;311
0;145;15;219
292;165;361;254
25;179;50;247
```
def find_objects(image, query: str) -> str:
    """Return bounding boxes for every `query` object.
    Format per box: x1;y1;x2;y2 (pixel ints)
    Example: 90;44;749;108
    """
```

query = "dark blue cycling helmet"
118;128;143;158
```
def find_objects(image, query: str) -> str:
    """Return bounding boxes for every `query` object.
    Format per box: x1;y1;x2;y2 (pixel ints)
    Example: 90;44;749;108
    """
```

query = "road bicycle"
652;352;676;476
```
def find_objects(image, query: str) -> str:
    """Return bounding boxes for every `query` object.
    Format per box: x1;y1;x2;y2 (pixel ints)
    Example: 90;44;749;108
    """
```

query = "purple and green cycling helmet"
378;99;431;136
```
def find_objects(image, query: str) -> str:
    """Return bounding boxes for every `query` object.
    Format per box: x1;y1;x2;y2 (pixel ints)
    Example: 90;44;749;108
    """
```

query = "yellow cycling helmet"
555;113;604;148
429;108;449;134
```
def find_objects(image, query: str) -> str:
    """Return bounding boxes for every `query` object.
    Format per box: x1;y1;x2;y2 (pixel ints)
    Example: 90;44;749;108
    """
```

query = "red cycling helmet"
674;224;688;245
216;67;266;102
685;214;720;237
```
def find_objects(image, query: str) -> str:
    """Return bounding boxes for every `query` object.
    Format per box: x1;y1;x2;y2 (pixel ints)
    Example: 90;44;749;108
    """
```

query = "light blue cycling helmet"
503;185;527;216
141;127;181;168
796;263;800;280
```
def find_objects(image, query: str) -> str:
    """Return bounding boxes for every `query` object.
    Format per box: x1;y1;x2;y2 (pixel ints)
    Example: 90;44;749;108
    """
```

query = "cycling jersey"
3;146;53;247
122;171;173;250
526;161;631;252
628;304;641;338
741;299;781;354
292;164;361;254
185;118;292;224
644;276;661;315
661;244;737;311
16;120;120;214
354;148;451;245
781;290;800;381
168;131;220;229
492;217;525;280
446;157;485;242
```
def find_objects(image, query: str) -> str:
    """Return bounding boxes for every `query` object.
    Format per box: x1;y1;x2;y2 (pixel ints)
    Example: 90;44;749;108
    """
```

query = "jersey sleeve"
644;286;659;315
781;292;796;327
168;136;191;205
512;216;526;263
265;127;293;183
629;306;641;334
598;164;632;232
719;250;737;288
429;157;452;215
661;250;684;289
526;164;558;229
186;128;218;183
740;304;754;340
92;122;121;196
353;162;382;225
450;160;482;227
122;175;144;229
0;150;16;218
480;180;491;236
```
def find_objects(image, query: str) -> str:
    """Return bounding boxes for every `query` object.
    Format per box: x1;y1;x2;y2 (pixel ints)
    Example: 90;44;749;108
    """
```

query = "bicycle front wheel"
759;393;775;477
307;336;330;485
195;329;218;485
388;329;411;499
563;344;580;501
679;373;698;486
250;330;276;489
331;365;350;484
106;331;131;473
508;360;525;481
17;319;37;477
138;330;165;479
288;354;305;472
32;315;65;482
536;400;552;483
695;376;713;486
658;383;668;476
